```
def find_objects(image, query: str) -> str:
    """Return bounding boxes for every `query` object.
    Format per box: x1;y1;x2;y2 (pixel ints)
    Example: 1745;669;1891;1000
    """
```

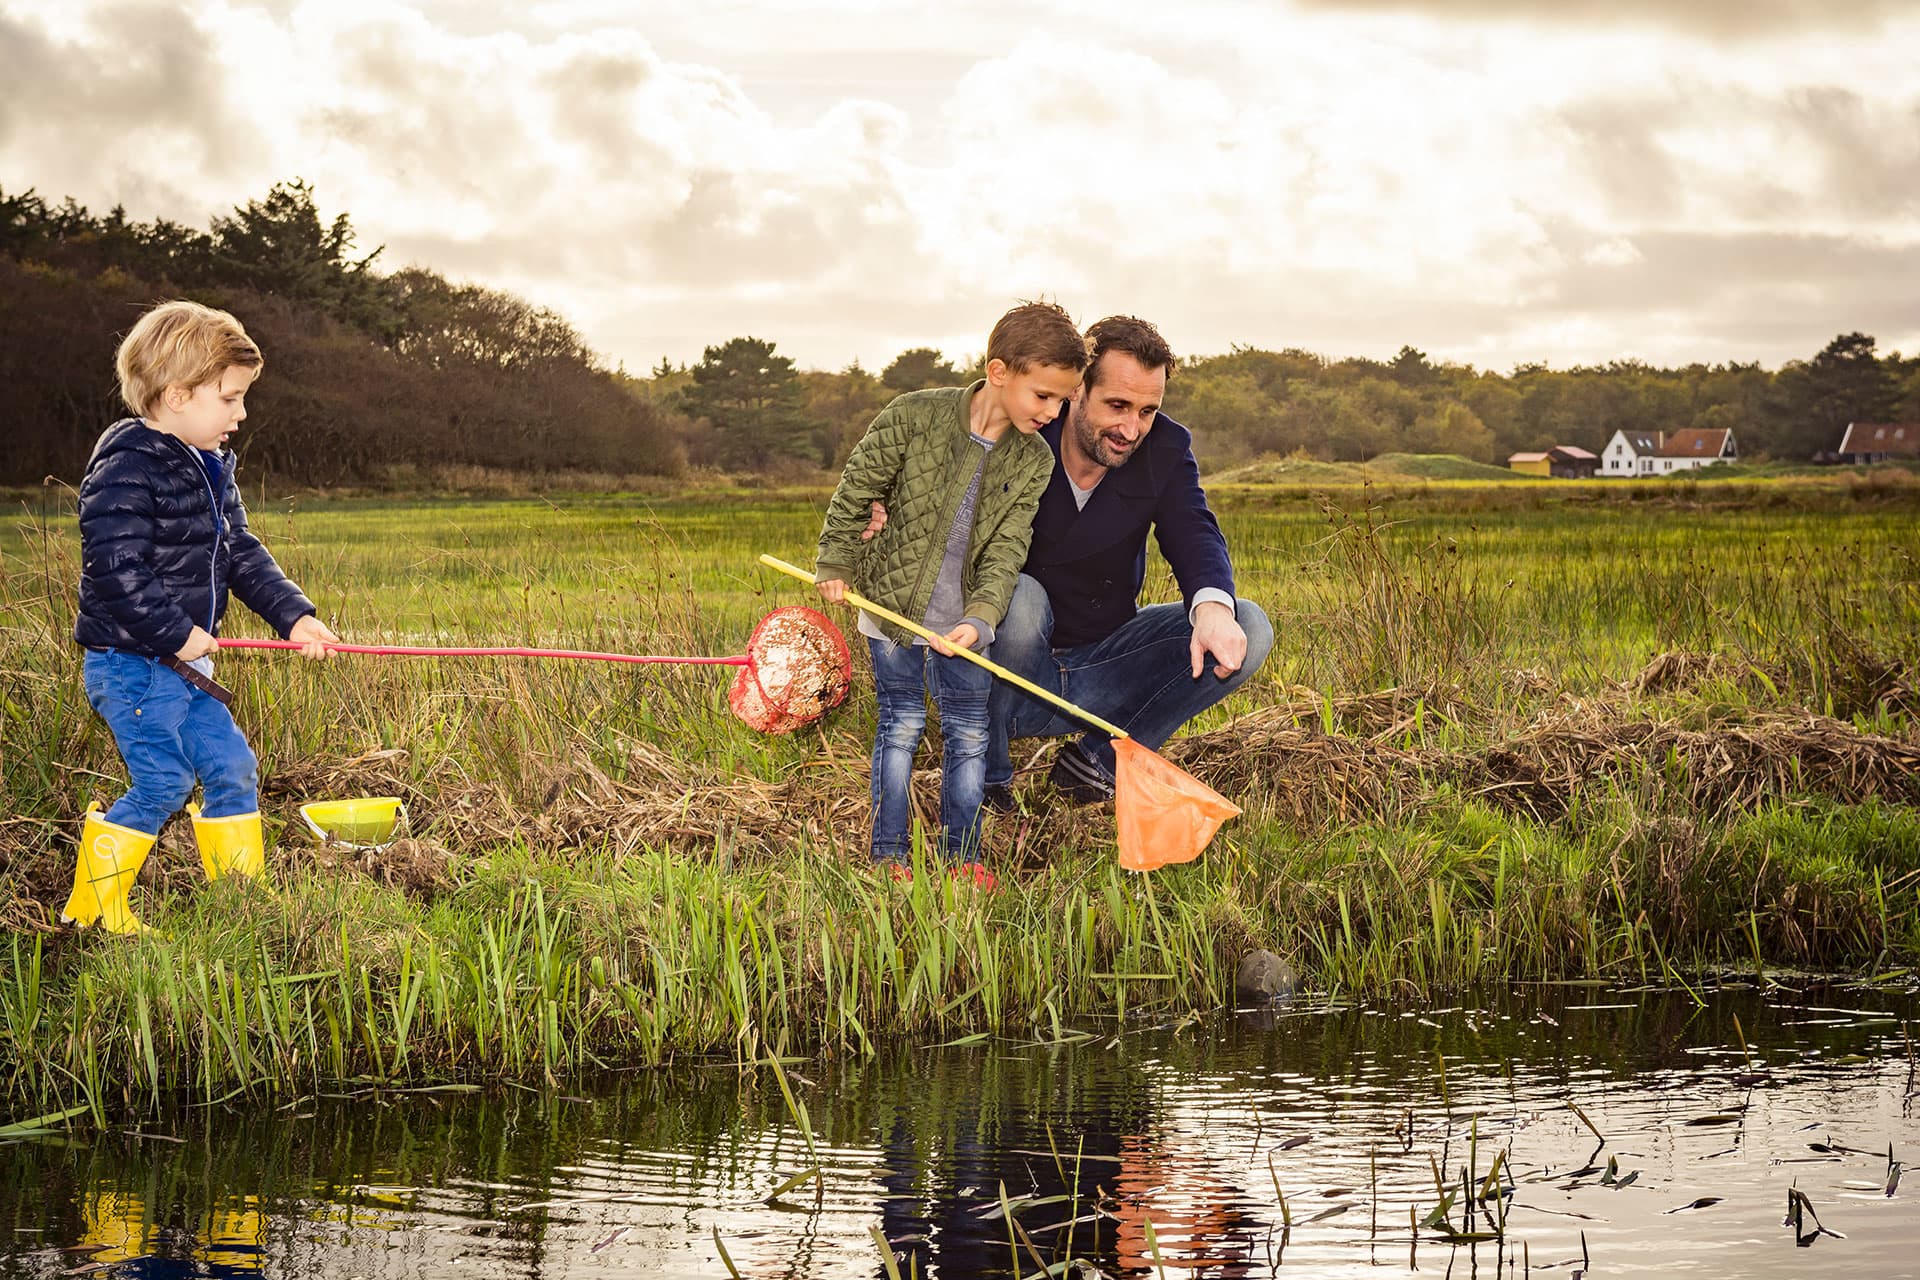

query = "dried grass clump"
1167;720;1419;832
282;837;455;898
1630;650;1734;694
1451;714;1920;821
1165;705;1920;832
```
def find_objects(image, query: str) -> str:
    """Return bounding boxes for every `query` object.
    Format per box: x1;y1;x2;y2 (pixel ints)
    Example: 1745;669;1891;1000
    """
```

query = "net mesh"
728;607;853;734
1113;738;1243;871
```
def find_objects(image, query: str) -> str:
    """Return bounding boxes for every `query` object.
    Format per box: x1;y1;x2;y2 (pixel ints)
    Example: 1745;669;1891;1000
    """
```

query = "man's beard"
1071;406;1131;470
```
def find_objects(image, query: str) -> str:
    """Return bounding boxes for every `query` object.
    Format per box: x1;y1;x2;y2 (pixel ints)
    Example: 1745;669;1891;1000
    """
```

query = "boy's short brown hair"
1085;315;1176;390
116;300;263;417
985;301;1088;374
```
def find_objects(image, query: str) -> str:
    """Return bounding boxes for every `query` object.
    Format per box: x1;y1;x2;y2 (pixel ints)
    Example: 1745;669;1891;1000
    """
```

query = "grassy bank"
2;480;1916;1112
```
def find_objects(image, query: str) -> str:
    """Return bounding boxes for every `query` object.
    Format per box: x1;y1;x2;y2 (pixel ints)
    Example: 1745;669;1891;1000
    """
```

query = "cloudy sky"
3;0;1917;375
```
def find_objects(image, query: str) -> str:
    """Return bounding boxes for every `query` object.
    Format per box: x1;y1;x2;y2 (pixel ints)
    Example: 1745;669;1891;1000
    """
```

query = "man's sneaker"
949;861;998;891
982;783;1017;815
1049;739;1115;806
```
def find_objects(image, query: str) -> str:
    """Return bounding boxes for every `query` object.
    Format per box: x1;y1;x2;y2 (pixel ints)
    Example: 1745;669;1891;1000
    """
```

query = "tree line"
1;180;685;488
656;332;1920;476
6;179;1917;488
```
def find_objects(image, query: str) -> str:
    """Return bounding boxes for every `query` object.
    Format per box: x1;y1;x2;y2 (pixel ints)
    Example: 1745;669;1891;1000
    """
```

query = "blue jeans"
867;635;993;864
985;575;1275;787
83;649;259;835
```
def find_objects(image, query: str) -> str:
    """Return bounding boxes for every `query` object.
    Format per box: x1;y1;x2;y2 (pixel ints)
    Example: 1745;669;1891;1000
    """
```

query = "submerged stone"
1236;949;1297;1003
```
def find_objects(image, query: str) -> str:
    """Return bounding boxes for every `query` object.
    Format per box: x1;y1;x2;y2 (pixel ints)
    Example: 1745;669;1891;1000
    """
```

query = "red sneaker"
949;862;997;891
884;862;913;883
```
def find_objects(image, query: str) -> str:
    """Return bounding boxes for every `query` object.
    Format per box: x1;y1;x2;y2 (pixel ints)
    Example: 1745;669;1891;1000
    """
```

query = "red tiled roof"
1656;428;1732;458
1838;422;1920;456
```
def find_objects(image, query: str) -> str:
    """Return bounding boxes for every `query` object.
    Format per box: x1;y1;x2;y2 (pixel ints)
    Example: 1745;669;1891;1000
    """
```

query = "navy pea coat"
74;419;314;657
1023;411;1235;649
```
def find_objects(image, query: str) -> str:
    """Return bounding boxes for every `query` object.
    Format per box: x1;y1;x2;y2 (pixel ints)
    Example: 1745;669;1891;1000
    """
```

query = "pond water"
2;979;1915;1278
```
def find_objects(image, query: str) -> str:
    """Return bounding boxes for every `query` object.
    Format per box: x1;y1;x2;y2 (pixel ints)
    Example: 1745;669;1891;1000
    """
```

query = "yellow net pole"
757;554;1130;741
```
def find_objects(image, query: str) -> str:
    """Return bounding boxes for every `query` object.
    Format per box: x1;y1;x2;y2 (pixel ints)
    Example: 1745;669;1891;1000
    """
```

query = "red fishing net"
728;607;853;734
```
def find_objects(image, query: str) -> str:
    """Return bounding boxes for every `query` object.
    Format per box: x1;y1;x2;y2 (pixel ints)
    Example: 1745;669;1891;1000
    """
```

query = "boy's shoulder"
883;385;970;414
82;419;217;493
83;419;168;479
90;417;153;458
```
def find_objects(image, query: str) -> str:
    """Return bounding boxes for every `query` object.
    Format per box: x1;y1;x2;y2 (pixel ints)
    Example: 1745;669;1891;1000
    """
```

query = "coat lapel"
1026;414;1160;567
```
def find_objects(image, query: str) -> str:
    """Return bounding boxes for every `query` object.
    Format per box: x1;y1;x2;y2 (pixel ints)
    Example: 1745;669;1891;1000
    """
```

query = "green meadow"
1;474;1917;1114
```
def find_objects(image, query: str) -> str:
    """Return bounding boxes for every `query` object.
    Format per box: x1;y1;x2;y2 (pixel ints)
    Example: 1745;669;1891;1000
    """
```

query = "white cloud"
1583;238;1644;268
1;0;1916;372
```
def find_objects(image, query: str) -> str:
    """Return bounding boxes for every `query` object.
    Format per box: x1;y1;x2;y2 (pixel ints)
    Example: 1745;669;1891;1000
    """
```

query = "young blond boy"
65;300;338;934
815;301;1086;881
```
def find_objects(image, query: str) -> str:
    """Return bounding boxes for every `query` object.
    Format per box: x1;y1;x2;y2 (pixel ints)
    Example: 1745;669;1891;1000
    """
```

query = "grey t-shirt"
858;432;996;647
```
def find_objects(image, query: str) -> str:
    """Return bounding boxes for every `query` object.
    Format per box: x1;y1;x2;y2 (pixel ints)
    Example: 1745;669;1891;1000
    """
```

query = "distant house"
1836;422;1920;464
1548;444;1599;479
1601;430;1663;476
1509;445;1601;479
1600;428;1736;476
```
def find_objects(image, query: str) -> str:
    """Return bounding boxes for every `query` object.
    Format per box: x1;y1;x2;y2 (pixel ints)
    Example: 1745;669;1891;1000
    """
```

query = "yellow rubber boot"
60;804;156;935
189;805;265;881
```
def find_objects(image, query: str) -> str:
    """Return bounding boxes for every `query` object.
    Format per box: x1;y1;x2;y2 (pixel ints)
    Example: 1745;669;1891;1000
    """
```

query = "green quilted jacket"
816;383;1055;647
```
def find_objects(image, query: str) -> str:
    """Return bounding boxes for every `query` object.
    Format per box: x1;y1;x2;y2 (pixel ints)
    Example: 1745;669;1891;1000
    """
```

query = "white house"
1601;430;1663;476
1600;428;1737;476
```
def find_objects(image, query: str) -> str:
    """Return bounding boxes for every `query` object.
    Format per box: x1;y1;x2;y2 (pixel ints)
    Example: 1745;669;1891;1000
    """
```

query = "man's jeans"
83;649;259;835
868;635;993;864
985;575;1275;787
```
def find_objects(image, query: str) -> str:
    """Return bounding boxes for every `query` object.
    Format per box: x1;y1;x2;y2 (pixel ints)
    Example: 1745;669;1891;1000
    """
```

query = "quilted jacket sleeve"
815;398;912;585
222;477;315;637
77;454;199;656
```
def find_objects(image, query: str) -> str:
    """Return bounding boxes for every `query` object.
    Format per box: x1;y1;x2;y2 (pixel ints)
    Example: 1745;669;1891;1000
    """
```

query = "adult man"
868;315;1273;808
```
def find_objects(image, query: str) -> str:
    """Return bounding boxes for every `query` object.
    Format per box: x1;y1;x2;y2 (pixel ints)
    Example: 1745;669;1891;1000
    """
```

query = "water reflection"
1;980;1915;1278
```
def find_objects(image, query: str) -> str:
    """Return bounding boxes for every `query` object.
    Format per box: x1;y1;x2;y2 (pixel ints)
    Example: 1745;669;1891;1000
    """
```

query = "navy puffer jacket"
74;419;314;656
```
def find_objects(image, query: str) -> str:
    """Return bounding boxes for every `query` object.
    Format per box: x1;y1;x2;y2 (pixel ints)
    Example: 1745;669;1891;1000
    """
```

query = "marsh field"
1;472;1918;1114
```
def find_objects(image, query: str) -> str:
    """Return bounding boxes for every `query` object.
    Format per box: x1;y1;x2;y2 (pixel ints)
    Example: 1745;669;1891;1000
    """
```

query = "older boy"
815;301;1085;881
65;300;338;934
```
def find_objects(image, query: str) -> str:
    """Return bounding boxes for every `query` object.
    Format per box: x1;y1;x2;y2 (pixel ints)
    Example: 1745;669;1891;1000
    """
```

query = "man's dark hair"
1084;315;1175;391
986;301;1089;374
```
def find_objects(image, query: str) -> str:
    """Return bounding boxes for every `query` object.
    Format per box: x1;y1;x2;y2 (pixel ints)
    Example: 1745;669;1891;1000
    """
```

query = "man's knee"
1210;598;1274;699
992;575;1052;663
1236;598;1275;679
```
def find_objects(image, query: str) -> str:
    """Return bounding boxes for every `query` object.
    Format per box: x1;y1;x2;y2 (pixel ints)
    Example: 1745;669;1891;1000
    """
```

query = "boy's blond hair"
985;301;1088;375
116;300;263;417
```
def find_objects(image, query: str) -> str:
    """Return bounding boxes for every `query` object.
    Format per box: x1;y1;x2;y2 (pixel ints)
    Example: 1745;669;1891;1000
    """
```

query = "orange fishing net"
1113;738;1242;871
